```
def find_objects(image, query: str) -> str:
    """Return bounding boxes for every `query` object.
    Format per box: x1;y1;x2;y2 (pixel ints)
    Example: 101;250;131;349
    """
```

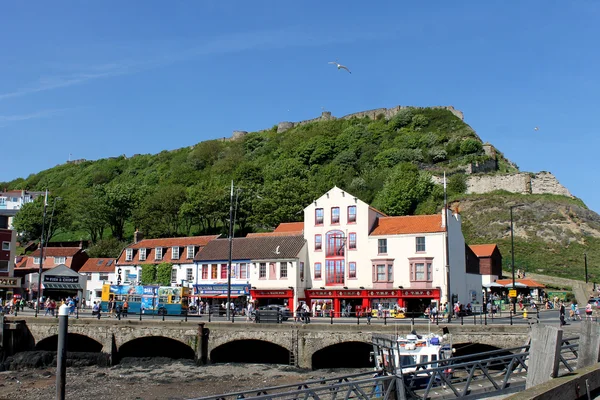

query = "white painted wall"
80;271;115;306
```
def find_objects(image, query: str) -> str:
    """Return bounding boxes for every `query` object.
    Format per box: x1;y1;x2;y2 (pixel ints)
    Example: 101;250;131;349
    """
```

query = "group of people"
0;297;27;314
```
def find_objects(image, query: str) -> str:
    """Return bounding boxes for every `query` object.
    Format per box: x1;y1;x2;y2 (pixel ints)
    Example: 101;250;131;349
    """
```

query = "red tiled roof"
370;215;443;235
469;244;498;257
246;232;303;237
79;258;117;273
128;235;219;250
30;247;82;257
118;235;220;265
495;278;545;288
273;222;304;233
15;256;28;269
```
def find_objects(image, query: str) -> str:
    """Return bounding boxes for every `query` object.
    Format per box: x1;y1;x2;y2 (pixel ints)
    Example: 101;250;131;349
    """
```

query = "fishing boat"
372;331;454;375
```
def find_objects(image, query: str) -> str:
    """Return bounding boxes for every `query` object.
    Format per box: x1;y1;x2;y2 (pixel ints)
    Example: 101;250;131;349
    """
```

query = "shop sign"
368;290;398;297
43;275;79;283
0;277;19;287
337;290;362;296
311;290;334;297
401;289;437;297
193;284;250;295
253;290;290;296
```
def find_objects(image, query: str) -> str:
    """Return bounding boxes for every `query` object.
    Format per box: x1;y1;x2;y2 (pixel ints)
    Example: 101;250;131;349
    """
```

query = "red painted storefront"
250;289;295;310
305;288;441;316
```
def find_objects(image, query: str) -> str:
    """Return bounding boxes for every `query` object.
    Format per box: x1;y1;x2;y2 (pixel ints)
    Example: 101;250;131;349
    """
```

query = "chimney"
134;230;144;244
79;238;84;249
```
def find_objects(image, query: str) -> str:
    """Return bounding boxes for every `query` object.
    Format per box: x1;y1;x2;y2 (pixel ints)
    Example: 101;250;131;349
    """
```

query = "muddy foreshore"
0;352;370;400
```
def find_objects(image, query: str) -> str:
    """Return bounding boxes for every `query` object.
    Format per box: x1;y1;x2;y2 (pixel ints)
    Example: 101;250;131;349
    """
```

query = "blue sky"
1;1;599;211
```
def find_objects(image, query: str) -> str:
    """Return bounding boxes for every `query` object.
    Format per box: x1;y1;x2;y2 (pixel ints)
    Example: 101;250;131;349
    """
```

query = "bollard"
460;316;463;325
162;310;165;321
473;313;476;325
185;310;188;322
510;311;513;326
139;310;142;321
330;312;333;325
208;310;211;323
384;314;387;326
232;309;235;324
57;304;69;400
357;314;360;325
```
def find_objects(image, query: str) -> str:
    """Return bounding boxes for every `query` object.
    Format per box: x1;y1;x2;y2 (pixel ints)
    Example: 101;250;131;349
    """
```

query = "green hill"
2;106;598;281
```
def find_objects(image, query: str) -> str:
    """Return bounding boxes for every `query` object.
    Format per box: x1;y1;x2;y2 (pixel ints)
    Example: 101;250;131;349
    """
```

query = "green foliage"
140;264;157;285
447;173;467;195
372;163;434;215
156;262;173;286
12;196;71;243
460;138;483;155
86;238;128;258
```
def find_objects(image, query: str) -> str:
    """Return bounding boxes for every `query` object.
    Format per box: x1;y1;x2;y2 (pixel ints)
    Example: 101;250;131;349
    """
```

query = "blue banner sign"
193;284;250;295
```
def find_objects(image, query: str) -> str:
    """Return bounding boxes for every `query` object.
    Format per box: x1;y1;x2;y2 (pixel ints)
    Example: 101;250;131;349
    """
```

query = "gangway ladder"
289;327;299;366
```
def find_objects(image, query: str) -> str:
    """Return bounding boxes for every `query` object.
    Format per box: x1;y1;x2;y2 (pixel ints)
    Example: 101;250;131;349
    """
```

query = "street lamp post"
585;253;589;284
509;204;524;317
226;181;234;321
35;193;60;317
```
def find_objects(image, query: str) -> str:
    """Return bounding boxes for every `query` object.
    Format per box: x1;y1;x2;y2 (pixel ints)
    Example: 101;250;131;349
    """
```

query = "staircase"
289;327;298;367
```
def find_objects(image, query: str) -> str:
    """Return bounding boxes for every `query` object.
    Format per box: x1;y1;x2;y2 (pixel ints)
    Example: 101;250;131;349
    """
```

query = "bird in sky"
328;61;351;74
534;127;539;131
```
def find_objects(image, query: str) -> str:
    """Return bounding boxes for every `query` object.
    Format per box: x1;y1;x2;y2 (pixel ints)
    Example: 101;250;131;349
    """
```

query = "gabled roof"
128;235;220;250
80;258;116;273
370;215;443;236
30;247;82;257
273;222;304;234
469;244;499;257
246;232;303;238
117;235;219;265
195;236;306;261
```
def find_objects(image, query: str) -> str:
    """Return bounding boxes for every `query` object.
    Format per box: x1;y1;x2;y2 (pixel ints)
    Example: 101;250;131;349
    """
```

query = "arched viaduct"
2;317;530;369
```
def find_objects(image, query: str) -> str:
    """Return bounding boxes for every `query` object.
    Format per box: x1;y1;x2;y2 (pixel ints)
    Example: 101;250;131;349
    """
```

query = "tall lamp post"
226;181;241;321
35;193;60;317
443;173;452;322
509;204;524;317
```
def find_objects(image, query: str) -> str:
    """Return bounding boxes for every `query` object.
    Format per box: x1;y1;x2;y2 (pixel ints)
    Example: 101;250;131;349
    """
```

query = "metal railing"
193;335;580;400
186;370;401;400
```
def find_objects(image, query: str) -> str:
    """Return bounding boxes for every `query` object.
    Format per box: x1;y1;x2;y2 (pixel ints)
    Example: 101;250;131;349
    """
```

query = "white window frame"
125;248;133;261
139;248;146;261
416;236;426;252
54;256;66;264
172;246;179;260
99;273;109;281
33;257;41;264
1;241;9;251
280;262;288;279
171;268;177;283
155;247;163;261
186;268;193;281
187;245;195;259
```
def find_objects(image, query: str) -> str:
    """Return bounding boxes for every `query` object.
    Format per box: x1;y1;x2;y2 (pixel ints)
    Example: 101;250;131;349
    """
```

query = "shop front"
193;283;251;310
305;287;441;317
398;288;442;313
40;265;86;302
0;276;22;303
250;289;294;310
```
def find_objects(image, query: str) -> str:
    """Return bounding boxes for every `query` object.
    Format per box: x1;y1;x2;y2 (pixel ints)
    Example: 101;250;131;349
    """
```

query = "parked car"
258;304;292;321
588;297;600;306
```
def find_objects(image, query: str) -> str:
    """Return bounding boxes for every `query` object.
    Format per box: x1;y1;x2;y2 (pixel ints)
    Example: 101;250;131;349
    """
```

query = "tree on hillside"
134;185;187;237
86;237;128;259
71;188;110;243
372;163;434;216
102;183;143;241
12;196;72;243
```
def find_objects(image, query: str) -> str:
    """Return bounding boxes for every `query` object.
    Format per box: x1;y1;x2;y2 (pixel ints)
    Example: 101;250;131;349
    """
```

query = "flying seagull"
328;61;351;74
534;127;539;131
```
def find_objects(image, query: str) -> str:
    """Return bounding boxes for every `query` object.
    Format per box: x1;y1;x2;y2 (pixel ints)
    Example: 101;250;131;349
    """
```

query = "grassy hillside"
2;106;598;281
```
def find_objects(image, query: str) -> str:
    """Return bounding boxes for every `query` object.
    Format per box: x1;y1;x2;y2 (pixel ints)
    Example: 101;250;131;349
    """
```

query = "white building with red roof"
116;232;220;287
302;186;481;316
79;258;117;305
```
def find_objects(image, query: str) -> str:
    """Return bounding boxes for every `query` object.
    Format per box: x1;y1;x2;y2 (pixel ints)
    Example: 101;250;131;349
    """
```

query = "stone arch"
35;333;103;352
118;336;195;360
207;328;292;354
112;326;197;351
210;339;289;364
311;340;373;370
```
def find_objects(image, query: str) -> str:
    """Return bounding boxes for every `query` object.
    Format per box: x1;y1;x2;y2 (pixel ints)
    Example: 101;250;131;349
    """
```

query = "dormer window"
187;245;195;259
139;248;147;261
155;247;163;261
54;256;66;264
125;248;133;261
172;246;179;260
